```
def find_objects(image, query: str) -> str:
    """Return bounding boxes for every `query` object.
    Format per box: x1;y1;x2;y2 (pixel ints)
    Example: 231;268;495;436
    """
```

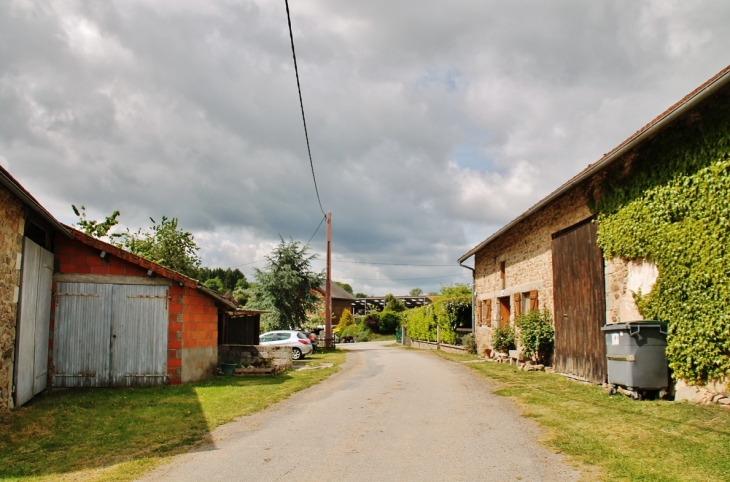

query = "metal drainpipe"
459;259;476;335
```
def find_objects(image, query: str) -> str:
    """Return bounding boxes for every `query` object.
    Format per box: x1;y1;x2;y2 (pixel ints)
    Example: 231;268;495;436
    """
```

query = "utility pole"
325;212;333;348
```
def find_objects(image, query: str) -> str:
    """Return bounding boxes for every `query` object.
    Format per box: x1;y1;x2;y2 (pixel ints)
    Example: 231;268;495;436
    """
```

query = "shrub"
492;324;516;353
363;313;380;332
461;333;477;354
384;294;406;312
334;309;354;334
517;309;555;364
378;311;402;334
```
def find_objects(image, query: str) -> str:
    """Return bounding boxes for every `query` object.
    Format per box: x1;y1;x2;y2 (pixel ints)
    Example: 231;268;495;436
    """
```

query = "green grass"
434;351;730;481
0;350;346;482
366;333;397;342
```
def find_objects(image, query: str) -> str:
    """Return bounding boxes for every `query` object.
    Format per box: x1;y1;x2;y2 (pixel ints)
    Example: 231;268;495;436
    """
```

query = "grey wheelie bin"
601;321;669;399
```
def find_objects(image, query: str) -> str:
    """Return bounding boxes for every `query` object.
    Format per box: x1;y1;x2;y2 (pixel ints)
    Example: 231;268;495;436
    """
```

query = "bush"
461;333;477;354
517;309;554;363
334;309;354;334
492;324;516;353
378;311;402;334
363;313;380;332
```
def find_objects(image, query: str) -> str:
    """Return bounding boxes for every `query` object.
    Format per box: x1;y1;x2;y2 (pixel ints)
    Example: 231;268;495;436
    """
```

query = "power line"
284;0;325;216
334;260;458;267
307;214;327;245
337;273;470;281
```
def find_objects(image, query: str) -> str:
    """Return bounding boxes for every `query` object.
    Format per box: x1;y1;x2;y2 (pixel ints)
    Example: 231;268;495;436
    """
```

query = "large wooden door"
15;239;54;406
552;220;607;383
53;283;168;387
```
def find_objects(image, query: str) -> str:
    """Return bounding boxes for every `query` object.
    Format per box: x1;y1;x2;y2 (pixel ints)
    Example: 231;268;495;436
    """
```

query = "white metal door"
15;239;54;407
53;283;113;387
53;283;168;387
110;285;168;386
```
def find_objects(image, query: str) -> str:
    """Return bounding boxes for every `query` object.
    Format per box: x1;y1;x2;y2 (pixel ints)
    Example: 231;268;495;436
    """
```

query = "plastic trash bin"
601;321;669;399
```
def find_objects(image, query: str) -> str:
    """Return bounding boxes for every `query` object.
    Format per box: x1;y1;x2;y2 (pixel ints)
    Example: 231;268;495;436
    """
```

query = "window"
499;261;506;290
276;333;292;341
521;292;531;315
260;334;275;342
296;332;308;339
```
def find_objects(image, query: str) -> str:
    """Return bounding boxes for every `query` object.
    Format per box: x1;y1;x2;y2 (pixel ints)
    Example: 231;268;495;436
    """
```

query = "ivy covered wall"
592;86;730;384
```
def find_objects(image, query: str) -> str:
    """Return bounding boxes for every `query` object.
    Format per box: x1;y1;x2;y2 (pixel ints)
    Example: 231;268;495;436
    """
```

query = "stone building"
459;65;730;386
0;166;70;410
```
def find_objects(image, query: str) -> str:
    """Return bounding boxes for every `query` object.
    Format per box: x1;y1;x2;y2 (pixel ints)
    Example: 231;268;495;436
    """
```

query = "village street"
139;342;579;481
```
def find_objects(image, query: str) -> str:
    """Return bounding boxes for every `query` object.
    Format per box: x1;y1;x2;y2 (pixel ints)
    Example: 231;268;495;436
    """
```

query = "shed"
0;165;71;409
458;64;730;385
51;228;240;386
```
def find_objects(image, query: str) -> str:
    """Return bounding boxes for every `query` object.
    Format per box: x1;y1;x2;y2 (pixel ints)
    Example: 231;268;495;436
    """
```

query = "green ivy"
593;91;730;384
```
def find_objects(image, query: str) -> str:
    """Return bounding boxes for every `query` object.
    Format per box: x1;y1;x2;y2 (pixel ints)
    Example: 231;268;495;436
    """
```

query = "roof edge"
458;64;730;263
0;166;71;238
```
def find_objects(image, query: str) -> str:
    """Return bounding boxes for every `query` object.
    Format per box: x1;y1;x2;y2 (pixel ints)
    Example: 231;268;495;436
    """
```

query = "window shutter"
477;300;483;326
514;292;521;318
485;299;492;327
529;290;539;310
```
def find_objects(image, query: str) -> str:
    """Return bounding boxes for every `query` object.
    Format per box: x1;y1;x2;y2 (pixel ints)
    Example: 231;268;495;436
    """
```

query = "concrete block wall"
472;187;592;355
0;185;25;411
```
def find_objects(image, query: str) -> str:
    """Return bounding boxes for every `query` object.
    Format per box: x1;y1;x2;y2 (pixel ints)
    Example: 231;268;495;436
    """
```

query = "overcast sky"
1;0;729;295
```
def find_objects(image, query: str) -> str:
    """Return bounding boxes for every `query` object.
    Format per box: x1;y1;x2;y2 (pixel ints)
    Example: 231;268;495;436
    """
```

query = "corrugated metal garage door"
53;283;168;388
15;239;54;406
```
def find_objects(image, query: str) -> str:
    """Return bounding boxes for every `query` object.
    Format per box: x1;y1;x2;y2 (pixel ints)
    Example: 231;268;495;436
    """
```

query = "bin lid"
601;320;668;331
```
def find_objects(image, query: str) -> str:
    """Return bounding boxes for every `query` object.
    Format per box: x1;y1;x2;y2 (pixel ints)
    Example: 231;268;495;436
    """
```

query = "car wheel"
292;347;302;360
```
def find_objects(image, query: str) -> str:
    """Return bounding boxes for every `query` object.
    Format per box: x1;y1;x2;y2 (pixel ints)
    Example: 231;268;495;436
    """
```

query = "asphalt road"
139;342;580;481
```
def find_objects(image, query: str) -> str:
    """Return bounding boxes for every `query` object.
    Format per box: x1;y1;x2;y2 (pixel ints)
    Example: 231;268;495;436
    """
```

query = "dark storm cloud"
1;0;729;293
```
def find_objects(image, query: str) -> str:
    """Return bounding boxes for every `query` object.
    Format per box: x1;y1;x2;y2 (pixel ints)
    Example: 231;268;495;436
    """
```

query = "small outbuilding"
51;228;242;387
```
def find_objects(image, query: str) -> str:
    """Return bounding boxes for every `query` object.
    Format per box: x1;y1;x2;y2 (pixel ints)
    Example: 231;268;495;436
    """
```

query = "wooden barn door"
15;239;54;406
552;220;607;383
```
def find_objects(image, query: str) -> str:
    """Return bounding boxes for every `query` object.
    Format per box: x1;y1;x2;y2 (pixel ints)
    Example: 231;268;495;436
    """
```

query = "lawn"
435;351;730;481
0;349;346;482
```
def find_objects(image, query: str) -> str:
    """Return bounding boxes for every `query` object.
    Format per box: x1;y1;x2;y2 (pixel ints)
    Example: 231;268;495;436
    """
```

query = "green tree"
72;205;121;241
409;287;423;296
384;293;405;312
121;216;201;277
334;281;354;295
354;292;369;298
203;277;224;293
247;238;325;331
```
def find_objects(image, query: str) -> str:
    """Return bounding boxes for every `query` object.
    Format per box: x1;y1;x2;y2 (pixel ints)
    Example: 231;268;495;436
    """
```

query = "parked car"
303;332;318;352
259;330;313;360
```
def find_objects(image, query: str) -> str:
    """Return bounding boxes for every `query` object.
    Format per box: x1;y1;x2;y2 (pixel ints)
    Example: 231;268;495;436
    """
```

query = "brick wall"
53;236;219;385
0;185;25;411
473;187;592;354
168;286;218;384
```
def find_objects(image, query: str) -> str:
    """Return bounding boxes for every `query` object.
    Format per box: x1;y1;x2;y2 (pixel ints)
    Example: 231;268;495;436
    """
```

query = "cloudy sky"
1;0;729;295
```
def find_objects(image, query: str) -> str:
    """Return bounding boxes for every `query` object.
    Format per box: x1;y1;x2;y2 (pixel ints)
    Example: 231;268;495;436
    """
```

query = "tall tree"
248;238;324;330
409;287;423;296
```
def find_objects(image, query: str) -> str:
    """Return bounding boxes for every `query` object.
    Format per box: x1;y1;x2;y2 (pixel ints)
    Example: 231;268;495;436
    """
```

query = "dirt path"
138;342;580;481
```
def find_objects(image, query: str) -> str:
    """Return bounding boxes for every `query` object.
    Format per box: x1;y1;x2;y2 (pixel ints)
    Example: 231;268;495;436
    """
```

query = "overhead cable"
307;214;327;245
337;273;470;281
284;0;326;216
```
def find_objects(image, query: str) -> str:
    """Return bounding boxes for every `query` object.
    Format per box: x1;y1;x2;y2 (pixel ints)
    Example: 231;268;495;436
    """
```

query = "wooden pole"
325;212;333;348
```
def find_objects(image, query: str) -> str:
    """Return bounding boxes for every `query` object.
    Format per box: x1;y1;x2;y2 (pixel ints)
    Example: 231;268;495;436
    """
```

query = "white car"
259;330;313;360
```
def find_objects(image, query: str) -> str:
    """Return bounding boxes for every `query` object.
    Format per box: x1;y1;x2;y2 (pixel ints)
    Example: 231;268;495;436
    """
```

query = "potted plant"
221;361;237;376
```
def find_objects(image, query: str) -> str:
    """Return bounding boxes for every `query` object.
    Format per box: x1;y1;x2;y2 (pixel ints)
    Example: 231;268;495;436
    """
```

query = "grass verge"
0;349;346;482
434;351;730;481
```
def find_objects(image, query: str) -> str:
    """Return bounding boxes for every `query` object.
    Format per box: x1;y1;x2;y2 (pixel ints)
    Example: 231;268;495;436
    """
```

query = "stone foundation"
218;345;292;374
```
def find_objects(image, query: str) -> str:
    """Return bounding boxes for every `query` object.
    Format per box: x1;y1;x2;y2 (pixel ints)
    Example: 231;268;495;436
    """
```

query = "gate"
552;219;607;383
53;283;168;387
15;239;54;406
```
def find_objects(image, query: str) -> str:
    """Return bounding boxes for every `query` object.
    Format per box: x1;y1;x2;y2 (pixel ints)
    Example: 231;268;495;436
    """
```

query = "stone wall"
218;345;292;374
473;187;592;355
604;257;658;324
0;185;25;411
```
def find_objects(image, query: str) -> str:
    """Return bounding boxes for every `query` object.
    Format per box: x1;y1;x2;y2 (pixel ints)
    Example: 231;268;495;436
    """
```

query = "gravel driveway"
138;342;580;481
